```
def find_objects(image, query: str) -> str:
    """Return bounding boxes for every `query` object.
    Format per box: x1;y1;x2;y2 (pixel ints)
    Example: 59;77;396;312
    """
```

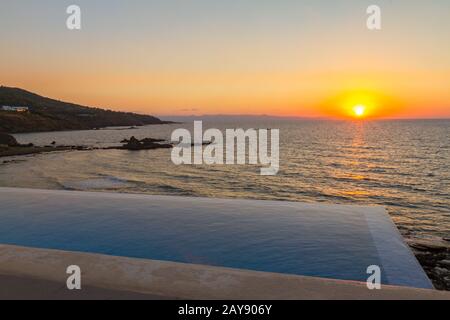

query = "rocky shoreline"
405;237;450;291
0;132;90;159
0;133;174;160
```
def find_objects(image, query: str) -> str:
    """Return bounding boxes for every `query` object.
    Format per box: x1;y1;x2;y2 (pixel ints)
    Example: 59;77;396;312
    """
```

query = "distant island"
0;86;171;133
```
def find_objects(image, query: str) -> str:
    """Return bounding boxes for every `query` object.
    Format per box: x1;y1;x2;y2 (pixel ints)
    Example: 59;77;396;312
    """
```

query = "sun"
353;105;366;118
323;89;392;119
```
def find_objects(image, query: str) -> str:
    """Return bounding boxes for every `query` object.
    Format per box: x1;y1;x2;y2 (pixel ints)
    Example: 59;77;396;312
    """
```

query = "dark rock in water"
70;146;88;151
120;137;165;145
433;267;449;277
118;136;172;151
0;133;19;147
123;136;142;150
2;159;25;164
438;260;450;268
406;238;450;291
51;141;56;145
141;137;165;145
409;241;447;253
191;141;212;146
21;143;34;147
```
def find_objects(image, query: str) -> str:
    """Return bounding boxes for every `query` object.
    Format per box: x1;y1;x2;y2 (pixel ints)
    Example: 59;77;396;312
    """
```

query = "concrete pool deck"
1;244;449;300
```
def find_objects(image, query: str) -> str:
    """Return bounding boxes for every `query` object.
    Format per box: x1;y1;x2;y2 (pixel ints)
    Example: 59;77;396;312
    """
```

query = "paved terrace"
0;245;449;300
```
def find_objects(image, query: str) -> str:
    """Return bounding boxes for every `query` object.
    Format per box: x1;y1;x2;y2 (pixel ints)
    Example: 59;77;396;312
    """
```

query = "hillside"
0;86;169;133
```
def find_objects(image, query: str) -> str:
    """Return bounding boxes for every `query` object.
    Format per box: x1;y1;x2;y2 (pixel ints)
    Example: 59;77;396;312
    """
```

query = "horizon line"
157;114;450;121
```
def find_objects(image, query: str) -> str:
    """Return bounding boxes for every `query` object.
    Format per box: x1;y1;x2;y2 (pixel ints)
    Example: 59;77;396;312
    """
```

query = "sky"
1;0;450;119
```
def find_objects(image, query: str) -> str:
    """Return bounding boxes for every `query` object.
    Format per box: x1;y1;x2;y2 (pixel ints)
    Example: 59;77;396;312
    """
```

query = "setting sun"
320;90;386;119
353;105;366;118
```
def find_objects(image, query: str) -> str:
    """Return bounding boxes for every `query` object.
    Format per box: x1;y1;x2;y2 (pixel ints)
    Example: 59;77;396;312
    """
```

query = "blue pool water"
0;187;432;289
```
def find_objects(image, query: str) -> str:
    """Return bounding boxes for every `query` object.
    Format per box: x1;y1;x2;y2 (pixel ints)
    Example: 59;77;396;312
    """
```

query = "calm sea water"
1;119;449;239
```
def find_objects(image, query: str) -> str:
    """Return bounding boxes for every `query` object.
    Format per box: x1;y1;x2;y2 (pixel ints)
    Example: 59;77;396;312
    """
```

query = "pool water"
0;187;432;289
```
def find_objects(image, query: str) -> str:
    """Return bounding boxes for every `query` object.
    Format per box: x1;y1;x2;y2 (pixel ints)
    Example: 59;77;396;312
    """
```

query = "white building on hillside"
1;106;29;112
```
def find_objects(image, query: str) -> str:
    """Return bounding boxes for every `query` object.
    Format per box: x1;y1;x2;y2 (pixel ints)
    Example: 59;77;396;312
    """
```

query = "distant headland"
0;86;171;134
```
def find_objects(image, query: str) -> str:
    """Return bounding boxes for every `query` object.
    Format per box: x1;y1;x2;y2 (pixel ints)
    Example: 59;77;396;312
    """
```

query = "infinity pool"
0;187;432;289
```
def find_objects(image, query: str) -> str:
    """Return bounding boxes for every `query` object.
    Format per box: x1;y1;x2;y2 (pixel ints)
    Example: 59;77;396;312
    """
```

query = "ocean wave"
62;176;134;190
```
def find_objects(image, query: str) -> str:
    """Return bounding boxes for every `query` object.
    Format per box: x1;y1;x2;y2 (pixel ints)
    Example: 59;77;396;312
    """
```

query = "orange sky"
1;1;450;119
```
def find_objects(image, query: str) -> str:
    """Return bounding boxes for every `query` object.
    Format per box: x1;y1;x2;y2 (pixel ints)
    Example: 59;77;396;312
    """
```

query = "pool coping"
0;244;449;300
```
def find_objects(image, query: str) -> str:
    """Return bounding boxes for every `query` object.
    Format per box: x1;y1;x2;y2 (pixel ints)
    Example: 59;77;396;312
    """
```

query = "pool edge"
0;244;448;300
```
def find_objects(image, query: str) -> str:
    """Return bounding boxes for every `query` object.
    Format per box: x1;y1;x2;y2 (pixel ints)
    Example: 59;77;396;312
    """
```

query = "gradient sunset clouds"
1;0;449;119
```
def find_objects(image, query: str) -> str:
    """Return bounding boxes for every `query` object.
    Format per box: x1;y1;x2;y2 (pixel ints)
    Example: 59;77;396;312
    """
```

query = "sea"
1;119;449;240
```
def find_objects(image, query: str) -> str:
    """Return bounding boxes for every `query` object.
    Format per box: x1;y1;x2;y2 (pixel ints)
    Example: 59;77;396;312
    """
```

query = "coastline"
0;127;176;159
0;86;173;134
405;238;450;290
0;145;89;159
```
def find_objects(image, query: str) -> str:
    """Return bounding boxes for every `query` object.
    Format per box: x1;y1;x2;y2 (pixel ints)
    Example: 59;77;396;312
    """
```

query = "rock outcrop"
0;133;19;147
406;237;450;291
117;136;173;151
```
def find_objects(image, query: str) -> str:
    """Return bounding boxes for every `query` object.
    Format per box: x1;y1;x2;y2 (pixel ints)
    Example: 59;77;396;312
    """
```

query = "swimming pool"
0;187;432;289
